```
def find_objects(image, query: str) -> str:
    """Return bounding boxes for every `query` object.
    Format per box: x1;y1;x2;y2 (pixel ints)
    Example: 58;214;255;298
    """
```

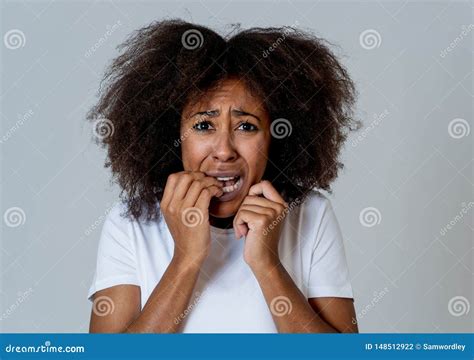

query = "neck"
209;215;235;229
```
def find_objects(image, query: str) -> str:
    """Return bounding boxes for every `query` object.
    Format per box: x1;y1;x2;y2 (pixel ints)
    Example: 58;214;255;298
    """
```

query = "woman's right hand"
160;171;223;266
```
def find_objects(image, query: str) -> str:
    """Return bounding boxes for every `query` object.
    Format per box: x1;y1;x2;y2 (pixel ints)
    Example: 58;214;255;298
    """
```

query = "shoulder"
284;190;340;242
298;189;332;212
288;189;333;223
103;200;162;227
103;201;132;226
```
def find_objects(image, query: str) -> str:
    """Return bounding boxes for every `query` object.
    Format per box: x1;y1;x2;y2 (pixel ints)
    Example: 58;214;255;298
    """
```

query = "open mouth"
215;175;242;193
205;171;245;201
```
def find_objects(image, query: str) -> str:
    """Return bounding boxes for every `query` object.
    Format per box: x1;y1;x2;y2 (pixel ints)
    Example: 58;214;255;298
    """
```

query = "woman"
86;19;361;333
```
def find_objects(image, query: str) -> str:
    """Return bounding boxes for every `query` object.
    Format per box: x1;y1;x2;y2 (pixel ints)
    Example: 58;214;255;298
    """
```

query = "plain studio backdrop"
0;0;472;333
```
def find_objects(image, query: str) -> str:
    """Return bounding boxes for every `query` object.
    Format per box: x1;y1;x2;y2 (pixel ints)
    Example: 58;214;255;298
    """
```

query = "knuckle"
168;205;177;214
167;173;177;184
182;173;193;181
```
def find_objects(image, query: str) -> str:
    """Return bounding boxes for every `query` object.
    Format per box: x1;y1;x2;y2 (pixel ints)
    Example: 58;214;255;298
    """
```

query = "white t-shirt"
87;190;353;333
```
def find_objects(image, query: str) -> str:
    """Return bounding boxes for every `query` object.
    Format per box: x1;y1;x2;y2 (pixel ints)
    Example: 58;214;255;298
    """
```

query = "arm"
252;261;358;333
234;180;357;333
89;171;223;333
89;255;203;333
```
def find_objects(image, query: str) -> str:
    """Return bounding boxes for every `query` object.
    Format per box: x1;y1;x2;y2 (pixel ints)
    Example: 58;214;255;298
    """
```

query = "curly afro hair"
87;19;361;222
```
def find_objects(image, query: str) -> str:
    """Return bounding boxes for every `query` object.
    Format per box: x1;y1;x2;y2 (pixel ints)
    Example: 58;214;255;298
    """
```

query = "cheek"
239;137;270;176
181;139;207;170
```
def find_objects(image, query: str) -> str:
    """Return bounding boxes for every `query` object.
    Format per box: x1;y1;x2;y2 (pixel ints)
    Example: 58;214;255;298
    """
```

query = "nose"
211;130;237;162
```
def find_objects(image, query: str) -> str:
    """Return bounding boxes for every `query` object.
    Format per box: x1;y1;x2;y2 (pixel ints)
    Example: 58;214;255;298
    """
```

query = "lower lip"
216;177;244;202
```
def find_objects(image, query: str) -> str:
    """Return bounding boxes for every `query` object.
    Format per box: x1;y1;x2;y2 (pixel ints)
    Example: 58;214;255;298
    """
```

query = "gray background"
1;0;472;333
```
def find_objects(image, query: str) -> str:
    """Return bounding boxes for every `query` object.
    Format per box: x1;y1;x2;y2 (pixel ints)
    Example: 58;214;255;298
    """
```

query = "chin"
209;198;242;218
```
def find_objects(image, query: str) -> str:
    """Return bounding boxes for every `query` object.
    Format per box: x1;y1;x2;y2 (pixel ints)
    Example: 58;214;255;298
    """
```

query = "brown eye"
237;122;258;132
193;121;213;131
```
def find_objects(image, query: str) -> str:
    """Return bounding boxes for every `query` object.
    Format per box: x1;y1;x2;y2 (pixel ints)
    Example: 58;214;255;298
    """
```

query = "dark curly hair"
87;19;361;222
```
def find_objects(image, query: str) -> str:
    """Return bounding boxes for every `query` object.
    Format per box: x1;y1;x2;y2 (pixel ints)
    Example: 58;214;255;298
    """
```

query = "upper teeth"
216;176;237;181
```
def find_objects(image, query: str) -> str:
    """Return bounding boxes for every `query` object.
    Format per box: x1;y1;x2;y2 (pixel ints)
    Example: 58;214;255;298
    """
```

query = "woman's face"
180;78;271;218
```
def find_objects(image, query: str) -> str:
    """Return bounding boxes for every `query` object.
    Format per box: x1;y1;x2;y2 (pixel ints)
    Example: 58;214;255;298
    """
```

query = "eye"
192;120;214;132
237;121;258;132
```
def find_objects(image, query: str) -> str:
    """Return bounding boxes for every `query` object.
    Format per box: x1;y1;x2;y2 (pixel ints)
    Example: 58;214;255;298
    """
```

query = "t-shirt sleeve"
307;197;354;299
87;205;140;302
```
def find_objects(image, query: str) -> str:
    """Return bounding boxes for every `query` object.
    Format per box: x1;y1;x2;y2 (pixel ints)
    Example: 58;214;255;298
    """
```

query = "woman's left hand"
233;180;288;271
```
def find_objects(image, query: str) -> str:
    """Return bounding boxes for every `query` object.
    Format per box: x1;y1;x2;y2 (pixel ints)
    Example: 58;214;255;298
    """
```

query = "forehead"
183;79;266;114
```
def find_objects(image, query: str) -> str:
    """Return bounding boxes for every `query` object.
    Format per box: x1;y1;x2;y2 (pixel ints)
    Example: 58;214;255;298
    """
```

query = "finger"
248;180;286;205
238;204;275;217
161;172;182;208
170;172;205;203
233;209;265;239
234;204;277;239
194;185;224;212
241;195;286;214
182;177;223;207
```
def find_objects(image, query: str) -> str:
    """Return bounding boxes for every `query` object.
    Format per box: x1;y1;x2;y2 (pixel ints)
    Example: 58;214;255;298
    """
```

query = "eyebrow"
189;109;261;122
